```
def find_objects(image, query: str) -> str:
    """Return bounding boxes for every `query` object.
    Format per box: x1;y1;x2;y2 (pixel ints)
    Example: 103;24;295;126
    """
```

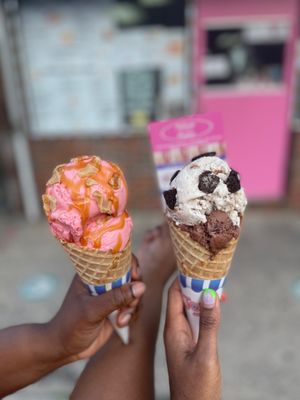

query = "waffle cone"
61;239;132;286
168;221;238;280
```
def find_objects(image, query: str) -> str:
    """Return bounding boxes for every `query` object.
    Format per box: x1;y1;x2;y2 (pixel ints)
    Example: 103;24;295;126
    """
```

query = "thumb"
196;289;220;357
86;281;146;323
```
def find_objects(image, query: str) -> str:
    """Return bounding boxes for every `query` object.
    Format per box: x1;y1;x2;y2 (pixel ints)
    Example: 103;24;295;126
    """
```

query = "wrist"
42;320;73;365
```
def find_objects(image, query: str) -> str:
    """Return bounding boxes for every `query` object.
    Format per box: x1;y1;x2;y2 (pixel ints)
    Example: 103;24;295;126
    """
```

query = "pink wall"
201;93;288;198
194;0;298;200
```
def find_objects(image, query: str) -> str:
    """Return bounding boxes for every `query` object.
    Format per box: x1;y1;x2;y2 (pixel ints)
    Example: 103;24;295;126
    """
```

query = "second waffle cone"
168;221;238;280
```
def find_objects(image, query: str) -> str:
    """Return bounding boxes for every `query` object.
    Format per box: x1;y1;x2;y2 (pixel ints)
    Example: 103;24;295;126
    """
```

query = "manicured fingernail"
119;313;132;325
131;282;146;298
202;289;217;309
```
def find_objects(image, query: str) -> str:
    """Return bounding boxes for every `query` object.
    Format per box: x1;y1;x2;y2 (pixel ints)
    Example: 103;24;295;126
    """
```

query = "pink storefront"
193;0;299;200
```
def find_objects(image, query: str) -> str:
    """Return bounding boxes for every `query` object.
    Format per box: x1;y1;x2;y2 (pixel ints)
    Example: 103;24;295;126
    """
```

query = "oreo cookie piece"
226;169;241;193
191;152;216;162
198;171;220;193
163;188;177;210
170;169;180;184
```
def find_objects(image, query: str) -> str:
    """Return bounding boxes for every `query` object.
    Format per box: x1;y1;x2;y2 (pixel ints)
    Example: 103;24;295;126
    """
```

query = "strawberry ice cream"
43;155;132;252
82;212;132;252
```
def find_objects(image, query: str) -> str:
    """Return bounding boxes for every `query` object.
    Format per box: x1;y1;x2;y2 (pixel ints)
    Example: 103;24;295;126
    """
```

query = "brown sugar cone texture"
62;238;132;286
168;221;238;280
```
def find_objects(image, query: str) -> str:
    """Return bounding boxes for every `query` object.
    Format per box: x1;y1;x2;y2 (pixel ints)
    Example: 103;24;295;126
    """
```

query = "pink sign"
149;113;224;152
148;113;225;193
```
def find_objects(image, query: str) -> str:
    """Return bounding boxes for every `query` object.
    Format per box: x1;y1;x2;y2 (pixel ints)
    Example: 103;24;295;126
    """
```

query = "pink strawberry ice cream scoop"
43;155;132;250
81;212;132;252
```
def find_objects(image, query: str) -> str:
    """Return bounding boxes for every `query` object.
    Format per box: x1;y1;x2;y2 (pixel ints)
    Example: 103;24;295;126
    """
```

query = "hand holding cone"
42;156;134;344
163;153;247;341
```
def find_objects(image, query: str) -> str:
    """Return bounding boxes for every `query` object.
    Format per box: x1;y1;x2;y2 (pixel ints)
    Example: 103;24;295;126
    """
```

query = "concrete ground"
0;209;300;400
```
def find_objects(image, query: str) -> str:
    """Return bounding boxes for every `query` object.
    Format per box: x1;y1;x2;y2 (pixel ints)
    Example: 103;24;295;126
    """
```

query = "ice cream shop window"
10;0;187;137
203;20;290;89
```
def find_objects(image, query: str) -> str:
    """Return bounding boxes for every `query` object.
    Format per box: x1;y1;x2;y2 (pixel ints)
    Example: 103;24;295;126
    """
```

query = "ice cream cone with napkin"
162;152;247;341
43;156;133;344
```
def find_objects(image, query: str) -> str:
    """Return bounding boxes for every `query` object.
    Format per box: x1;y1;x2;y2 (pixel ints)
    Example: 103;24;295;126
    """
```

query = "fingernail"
119;313;132;325
131;282;146;298
202;289;217;309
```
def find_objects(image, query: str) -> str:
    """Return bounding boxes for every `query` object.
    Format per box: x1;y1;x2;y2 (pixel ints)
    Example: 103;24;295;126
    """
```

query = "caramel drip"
81;212;129;252
112;233;123;254
59;156;127;223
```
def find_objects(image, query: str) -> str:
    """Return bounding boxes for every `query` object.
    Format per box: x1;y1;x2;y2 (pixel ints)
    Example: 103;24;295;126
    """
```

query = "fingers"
131;253;141;281
117;253;142;326
164;278;193;352
117;306;136;326
68;253;143;327
196;289;221;357
165;279;191;336
117;297;140;327
85;281;146;323
166;279;184;327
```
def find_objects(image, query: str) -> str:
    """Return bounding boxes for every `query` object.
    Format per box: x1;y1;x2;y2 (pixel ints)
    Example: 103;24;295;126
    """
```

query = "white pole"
0;1;40;221
11;132;41;221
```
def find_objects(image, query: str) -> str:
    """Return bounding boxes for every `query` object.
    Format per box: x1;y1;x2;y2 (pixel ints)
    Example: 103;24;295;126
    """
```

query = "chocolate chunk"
163;188;177;210
226;169;241;193
191;152;216;162
198;171;220;193
170;169;180;183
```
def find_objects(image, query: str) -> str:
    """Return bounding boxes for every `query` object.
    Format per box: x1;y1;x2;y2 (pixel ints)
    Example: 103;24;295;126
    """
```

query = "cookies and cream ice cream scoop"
163;152;247;253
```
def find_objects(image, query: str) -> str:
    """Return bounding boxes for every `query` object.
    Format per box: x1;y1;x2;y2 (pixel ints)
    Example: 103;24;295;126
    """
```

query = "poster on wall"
120;69;160;128
19;0;187;137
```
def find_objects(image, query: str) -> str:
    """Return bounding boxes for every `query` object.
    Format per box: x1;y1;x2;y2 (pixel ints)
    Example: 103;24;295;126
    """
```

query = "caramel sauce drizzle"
81;212;129;253
59;156;127;224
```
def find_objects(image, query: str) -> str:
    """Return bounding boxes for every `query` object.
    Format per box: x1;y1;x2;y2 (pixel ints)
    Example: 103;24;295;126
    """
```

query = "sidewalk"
1;209;300;400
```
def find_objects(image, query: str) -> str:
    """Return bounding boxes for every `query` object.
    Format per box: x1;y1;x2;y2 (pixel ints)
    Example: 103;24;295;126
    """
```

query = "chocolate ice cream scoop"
179;210;239;254
206;210;239;252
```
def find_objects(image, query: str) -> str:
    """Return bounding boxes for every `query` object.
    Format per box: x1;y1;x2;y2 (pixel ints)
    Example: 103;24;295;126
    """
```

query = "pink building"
193;0;299;200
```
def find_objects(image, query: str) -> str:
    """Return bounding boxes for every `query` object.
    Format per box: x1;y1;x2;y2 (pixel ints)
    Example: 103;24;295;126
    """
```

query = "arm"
0;256;145;397
164;280;222;400
0;323;66;397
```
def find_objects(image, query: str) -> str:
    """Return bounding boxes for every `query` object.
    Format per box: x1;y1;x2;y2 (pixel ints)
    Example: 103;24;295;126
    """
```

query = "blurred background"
0;0;299;399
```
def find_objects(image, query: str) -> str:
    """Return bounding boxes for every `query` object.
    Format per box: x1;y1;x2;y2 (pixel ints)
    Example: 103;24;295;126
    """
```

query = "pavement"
0;208;300;400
